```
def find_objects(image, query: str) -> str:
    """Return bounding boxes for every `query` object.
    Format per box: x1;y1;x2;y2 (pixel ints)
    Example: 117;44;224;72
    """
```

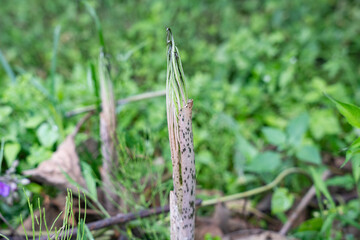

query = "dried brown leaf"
24;135;86;192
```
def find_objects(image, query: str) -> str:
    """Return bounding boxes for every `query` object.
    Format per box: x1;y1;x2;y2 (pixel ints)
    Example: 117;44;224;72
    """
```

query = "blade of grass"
83;2;106;52
30;77;65;140
30;77;57;104
90;62;101;112
20;214;29;240
0;49;16;83
50;25;61;98
0;233;10;240
43;207;51;240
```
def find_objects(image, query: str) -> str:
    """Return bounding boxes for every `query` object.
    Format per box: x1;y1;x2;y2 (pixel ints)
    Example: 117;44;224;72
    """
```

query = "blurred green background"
1;0;360;238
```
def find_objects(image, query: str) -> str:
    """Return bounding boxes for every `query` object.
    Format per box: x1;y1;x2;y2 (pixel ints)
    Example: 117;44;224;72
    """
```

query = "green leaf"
296;145;321;165
279;65;295;88
271;187;294;214
343;137;360;167
309;109;340;140
236;135;258;161
310;167;335;208
36;123;59;148
50;25;61;98
81;162;98;201
77;219;94;240
0;106;12;124
262;127;286;146
286;113;309;147
246;151;281;173
297;217;323;232
83;222;95;240
0;49;16;83
325;174;354;191
26;145;53;166
326;94;360;128
352;154;360;183
25;115;44;129
4;142;20;167
83;2;106;52
320;212;336;236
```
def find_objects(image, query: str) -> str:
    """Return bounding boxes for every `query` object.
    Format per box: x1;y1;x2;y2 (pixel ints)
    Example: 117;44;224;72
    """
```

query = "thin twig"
201;168;308;207
36;199;203;240
71;110;96;137
279;170;331;236
65;90;166;117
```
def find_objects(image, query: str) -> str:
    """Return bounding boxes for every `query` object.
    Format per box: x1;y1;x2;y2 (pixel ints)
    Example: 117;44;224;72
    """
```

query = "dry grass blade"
166;28;196;240
98;51;120;214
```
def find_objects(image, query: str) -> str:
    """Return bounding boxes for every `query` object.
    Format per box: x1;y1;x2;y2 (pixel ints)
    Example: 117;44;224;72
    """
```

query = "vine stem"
201;168;308;207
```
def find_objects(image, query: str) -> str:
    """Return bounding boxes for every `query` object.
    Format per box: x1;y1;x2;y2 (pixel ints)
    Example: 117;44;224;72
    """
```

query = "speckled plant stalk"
166;28;196;240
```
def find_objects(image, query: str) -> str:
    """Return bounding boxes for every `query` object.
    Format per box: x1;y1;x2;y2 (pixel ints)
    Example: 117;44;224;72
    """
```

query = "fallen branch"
9;167;310;239
37;199;203;240
279;170;331;236
65;90;166;117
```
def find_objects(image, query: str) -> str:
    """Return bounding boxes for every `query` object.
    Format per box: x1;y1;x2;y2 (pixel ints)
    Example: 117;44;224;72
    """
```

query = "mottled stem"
166;28;196;240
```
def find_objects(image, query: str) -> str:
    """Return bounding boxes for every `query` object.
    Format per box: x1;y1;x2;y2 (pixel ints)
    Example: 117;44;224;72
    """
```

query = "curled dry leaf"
24;135;86;192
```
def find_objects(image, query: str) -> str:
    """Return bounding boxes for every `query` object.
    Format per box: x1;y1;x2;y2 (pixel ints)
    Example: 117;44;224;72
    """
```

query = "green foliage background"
1;0;360;239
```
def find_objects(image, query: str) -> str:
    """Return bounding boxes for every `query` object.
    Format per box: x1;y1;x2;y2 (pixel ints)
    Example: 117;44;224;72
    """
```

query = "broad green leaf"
36;123;59;148
297;217;323;232
325;174;354;191
279;65;295;88
25;183;43;194
246;151;281;173
296;145;321;165
4;142;20;166
81;162;98;201
326;94;360;128
235;135;258;161
262;127;286;146
271;187;294;214
286;113;309;147
197;151;215;166
26;145;53;166
233;135;258;178
309;109;340;140
310;167;335;208
25;115;44;129
0;106;12;124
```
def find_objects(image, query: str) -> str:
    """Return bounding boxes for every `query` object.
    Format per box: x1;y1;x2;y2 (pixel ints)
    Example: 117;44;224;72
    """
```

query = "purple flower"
0;181;11;197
